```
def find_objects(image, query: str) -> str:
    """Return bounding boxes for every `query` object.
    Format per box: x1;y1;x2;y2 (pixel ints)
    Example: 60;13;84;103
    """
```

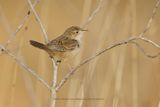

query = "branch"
27;1;58;107
50;59;58;107
5;0;40;47
139;0;160;37
0;45;51;90
27;0;49;43
0;0;51;90
129;41;160;58
55;0;160;92
53;0;105;93
138;37;160;48
55;36;160;92
82;0;104;28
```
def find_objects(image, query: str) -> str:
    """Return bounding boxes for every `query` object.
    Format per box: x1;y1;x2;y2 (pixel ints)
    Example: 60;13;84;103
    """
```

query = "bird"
30;26;87;64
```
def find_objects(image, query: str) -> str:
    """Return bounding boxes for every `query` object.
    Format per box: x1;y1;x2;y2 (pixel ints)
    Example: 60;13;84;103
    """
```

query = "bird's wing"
61;39;79;51
47;36;79;52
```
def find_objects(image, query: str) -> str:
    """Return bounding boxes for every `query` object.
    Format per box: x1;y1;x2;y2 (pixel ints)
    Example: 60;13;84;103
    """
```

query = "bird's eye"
76;31;79;33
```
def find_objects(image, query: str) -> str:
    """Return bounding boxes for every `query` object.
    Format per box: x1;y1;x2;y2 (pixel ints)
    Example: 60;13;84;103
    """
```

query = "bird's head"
63;26;87;39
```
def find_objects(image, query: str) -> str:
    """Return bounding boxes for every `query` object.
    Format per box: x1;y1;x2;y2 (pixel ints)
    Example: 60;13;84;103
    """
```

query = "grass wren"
30;26;87;63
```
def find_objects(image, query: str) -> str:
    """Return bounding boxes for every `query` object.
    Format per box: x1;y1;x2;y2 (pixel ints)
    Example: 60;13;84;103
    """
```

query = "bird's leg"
56;60;61;65
49;55;61;65
1;48;4;52
49;56;53;59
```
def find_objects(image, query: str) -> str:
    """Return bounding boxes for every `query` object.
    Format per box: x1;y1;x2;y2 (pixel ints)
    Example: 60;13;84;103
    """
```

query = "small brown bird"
30;26;87;63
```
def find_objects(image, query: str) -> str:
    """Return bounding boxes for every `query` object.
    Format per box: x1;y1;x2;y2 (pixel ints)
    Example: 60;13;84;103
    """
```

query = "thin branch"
138;37;160;48
82;0;104;28
51;60;58;88
55;36;160;92
129;41;160;58
50;59;58;107
0;0;51;92
139;0;160;37
27;0;49;43
1;0;159;103
0;45;51;90
27;1;58;107
5;0;40;47
0;0;50;90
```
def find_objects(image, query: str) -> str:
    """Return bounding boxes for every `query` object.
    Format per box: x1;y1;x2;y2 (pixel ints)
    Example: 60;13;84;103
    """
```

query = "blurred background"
0;0;160;107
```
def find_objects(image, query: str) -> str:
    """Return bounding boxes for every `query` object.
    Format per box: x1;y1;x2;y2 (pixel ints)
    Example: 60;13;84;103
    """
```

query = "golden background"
0;0;160;107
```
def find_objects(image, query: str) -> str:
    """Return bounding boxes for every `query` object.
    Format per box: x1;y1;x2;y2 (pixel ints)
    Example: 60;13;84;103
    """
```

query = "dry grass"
0;0;160;107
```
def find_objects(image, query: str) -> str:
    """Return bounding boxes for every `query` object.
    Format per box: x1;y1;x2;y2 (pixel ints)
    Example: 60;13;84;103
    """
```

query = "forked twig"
139;0;160;37
55;36;160;92
50;59;58;107
54;0;160;92
0;0;51;90
82;0;104;28
129;41;159;58
27;0;49;43
27;0;57;107
0;0;160;106
0;45;50;90
54;0;105;92
5;0;40;47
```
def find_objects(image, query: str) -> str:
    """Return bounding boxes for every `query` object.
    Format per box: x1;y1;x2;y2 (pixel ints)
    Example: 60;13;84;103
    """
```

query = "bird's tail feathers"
30;40;47;50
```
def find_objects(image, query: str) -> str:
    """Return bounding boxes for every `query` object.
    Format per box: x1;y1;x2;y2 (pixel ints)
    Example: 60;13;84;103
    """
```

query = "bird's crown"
63;26;87;38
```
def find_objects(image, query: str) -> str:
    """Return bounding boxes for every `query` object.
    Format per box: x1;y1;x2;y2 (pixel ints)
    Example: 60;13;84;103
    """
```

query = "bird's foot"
56;60;61;64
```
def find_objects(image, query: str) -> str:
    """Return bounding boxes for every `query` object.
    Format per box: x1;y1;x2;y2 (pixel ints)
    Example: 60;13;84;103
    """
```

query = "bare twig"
50;59;58;107
1;0;159;106
139;0;160;37
129;41;159;58
5;0;40;47
51;60;58;89
55;36;160;92
27;0;49;43
0;0;51;98
138;37;160;48
82;0;104;28
27;1;58;107
54;0;160;93
0;45;50;90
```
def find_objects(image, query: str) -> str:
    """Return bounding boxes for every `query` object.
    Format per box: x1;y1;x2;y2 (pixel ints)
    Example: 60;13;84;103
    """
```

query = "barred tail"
30;40;47;50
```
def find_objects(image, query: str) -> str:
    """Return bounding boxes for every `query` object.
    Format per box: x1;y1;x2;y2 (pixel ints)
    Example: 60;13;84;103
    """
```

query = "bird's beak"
80;28;88;31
